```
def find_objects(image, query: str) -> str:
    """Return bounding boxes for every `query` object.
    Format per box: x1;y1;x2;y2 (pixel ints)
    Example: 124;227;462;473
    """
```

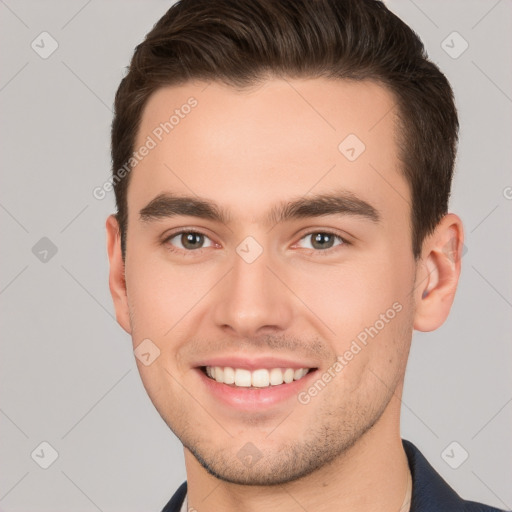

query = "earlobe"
413;213;464;332
105;214;132;334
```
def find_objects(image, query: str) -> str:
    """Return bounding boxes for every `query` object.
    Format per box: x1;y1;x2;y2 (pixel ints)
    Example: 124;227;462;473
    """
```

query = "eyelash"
162;229;350;256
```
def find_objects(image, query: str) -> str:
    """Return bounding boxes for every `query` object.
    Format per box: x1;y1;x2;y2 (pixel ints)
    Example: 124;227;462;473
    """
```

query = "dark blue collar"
402;439;502;511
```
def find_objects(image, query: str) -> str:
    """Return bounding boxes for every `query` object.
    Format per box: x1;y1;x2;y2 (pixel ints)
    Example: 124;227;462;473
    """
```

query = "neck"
184;392;410;512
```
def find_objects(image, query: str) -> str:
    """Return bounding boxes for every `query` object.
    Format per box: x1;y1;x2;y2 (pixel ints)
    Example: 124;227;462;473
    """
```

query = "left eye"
166;231;214;250
297;232;346;250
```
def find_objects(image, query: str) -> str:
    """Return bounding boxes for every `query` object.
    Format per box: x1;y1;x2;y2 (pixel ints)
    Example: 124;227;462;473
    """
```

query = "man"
105;0;504;510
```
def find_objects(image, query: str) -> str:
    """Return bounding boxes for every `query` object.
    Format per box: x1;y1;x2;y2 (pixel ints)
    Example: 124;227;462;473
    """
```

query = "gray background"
0;0;511;511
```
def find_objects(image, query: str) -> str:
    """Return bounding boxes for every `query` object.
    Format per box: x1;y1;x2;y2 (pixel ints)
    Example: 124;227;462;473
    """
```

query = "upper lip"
194;356;318;371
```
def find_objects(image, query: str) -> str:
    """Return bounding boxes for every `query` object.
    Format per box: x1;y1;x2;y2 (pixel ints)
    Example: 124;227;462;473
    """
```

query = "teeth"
252;369;269;388
206;366;311;387
294;368;307;380
215;366;224;382
223;366;235;384
234;368;251;387
269;368;283;386
283;368;294;383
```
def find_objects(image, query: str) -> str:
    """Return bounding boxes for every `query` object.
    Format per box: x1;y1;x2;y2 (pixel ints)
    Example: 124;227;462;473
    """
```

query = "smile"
203;366;312;388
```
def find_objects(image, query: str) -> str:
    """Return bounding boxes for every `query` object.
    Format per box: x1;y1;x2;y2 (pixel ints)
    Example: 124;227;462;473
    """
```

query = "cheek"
125;249;206;338
290;258;413;376
289;260;403;335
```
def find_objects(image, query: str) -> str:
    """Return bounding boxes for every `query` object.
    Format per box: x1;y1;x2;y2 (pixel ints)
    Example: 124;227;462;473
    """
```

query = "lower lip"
196;368;317;411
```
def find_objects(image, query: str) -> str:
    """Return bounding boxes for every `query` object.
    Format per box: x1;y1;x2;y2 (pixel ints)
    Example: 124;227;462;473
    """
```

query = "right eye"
163;230;215;252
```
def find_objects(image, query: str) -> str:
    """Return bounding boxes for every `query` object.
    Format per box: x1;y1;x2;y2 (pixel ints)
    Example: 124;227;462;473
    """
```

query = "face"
114;78;421;485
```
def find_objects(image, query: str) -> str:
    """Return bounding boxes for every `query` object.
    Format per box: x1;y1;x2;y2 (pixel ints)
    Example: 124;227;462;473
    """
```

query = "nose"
211;244;294;339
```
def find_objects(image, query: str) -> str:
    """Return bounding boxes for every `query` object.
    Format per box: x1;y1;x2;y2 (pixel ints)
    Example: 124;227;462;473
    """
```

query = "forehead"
129;77;409;226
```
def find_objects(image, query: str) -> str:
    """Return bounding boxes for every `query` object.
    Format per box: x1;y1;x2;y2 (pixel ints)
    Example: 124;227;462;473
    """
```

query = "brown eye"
165;231;214;251
180;232;204;250
297;232;346;251
311;233;335;249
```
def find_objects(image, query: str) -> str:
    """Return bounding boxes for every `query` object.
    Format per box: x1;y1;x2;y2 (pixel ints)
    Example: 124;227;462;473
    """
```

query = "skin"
106;78;463;511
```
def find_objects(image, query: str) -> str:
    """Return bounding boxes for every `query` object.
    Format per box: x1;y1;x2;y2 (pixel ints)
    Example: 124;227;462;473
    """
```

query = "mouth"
193;356;320;410
200;365;316;388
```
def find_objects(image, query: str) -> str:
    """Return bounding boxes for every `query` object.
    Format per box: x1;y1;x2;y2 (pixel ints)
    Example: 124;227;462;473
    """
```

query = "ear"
106;214;132;334
413;213;464;332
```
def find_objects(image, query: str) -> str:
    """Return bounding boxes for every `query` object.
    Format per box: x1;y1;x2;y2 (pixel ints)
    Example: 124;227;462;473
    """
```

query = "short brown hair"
111;0;458;260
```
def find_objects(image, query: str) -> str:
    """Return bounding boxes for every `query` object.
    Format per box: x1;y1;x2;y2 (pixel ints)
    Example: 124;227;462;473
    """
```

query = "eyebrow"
139;191;380;226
